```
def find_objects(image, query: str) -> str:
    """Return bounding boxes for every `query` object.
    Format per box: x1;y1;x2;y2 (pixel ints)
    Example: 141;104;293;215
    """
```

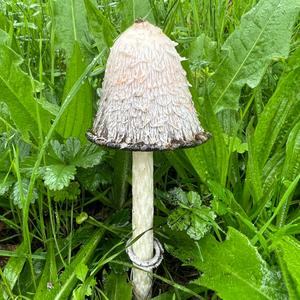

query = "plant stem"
132;152;154;300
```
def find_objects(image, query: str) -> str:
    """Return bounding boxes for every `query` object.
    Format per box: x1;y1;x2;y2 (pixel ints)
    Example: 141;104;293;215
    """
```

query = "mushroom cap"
87;21;210;151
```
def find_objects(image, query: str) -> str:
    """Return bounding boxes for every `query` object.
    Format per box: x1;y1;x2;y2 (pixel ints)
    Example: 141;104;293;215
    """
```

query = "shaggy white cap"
87;21;210;151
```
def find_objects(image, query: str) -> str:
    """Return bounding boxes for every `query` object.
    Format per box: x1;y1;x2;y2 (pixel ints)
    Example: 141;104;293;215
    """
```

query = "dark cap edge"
86;131;211;152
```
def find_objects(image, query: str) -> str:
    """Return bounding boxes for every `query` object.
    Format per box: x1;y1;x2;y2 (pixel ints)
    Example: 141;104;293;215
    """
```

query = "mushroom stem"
132;151;154;300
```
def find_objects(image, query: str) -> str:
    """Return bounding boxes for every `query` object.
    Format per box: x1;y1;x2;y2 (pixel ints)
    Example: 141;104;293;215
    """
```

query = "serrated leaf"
210;0;300;111
43;164;76;191
76;164;111;192
168;189;202;208
188;33;218;72
168;209;189;231
168;207;216;240
10;179;37;209
72;143;105;168
0;174;14;195
0;45;53;141
224;135;248;154
50;182;81;202
63;137;81;161
167;189;216;240
168;227;287;300
50;139;65;161
49;138;104;168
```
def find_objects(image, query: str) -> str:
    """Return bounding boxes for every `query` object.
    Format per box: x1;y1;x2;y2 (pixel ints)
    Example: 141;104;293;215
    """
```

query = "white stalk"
132;151;154;299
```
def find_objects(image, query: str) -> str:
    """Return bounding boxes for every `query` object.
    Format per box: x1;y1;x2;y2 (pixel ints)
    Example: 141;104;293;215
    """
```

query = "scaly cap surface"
87;21;210;151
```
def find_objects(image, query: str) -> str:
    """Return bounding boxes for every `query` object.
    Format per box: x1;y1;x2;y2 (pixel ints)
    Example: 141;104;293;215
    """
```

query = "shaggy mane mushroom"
87;21;210;300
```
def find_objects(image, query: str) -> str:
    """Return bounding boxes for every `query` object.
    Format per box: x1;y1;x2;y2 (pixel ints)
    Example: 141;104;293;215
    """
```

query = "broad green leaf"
42;164;76;191
84;0;117;51
168;227;287;300
210;0;300;111
119;0;155;31
51;0;89;59
275;237;300;300
56;43;93;143
188;33;218;68
0;45;53;141
103;272;132;300
1;242;27;299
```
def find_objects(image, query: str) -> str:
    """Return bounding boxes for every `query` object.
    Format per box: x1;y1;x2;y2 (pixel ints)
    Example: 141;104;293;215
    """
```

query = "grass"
0;0;300;299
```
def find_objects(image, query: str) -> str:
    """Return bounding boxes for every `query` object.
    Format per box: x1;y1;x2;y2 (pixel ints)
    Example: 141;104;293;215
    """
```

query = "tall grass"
0;0;300;299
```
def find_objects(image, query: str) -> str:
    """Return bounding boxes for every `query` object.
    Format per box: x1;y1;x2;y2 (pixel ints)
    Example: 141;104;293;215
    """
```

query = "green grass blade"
112;151;131;209
45;228;104;300
34;239;57;299
22;51;104;288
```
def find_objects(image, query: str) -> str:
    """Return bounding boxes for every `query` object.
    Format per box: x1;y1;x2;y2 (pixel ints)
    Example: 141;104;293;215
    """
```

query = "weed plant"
0;0;300;299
